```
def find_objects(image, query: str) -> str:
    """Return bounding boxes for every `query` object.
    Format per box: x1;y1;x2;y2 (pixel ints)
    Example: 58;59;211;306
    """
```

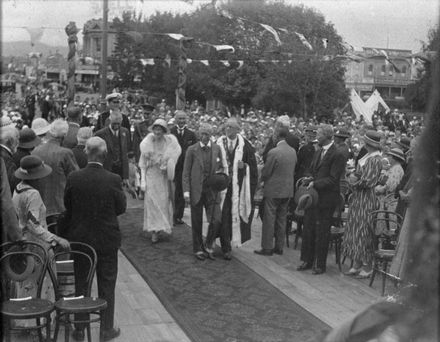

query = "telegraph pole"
100;0;109;99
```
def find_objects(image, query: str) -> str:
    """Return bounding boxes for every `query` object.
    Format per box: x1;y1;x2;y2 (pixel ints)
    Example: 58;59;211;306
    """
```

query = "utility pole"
100;0;109;99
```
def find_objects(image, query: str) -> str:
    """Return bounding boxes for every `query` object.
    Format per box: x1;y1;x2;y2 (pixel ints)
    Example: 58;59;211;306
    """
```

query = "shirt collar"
200;141;211;148
321;141;333;151
88;161;104;167
177;125;187;131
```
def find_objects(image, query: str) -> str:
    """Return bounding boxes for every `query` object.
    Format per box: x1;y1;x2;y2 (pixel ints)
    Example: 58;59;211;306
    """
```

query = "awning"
75;69;99;75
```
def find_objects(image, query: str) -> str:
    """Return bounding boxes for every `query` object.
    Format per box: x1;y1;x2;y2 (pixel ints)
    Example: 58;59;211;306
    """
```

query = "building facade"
344;47;418;105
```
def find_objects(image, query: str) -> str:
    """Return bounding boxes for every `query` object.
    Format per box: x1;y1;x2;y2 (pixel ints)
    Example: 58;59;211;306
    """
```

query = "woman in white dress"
139;119;181;243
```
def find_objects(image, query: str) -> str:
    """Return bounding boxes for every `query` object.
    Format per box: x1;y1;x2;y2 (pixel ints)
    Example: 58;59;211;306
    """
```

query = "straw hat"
363;130;381;149
14;155;52;180
31;118;50;136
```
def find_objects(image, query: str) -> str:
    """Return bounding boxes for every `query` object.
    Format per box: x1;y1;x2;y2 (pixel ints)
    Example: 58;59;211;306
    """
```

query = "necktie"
202;144;209;151
320;148;325;161
229;140;234;153
178;129;184;136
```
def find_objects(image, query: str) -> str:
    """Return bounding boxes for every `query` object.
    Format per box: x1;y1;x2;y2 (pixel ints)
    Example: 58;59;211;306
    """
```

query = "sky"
2;0;439;52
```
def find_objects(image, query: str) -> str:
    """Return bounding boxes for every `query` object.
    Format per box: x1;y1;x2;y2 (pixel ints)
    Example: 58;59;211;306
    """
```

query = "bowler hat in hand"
207;172;230;192
294;185;319;217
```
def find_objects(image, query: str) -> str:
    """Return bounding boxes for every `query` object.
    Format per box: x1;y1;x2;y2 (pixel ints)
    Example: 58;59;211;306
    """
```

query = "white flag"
200;60;209;66
295;32;313;50
187;58;193;64
220;60;230;67
166;33;185;40
213;45;235;53
260;23;282;46
140;58;155;66
237;61;244;69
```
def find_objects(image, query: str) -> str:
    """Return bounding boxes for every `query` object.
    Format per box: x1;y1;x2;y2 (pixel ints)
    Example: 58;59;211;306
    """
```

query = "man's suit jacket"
62;122;80;149
94;126;131;180
308;143;347;208
0;145;19;192
261;140;297;199
262;131;300;162
182;142;225;206
132;120;152;161
72;145;88;169
95;111;131;132
64;163;126;252
170;126;197;179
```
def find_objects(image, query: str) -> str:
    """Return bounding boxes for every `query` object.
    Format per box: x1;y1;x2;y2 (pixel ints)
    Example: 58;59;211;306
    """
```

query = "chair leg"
335;240;341;271
87;324;92;342
99;316;104;342
65;314;70;342
381;261;388;296
369;260;377;287
53;312;60;342
45;315;51;342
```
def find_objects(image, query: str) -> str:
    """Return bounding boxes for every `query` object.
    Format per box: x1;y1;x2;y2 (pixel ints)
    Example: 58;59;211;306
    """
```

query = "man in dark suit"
255;126;297;256
95;93;131;132
95;109;131;185
182;123;226;260
170;110;197;225
132;103;155;162
298;124;348;274
262;115;300;162
64;136;126;341
216;117;258;260
0;125;20;192
333;127;352;161
62;106;83;149
72;127;93;169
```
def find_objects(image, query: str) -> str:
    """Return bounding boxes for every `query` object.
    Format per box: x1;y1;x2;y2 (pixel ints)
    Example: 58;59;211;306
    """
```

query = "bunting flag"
200;60;209;66
126;31;144;43
295;32;313;50
212;44;235;53
373;48;401;72
220;60;230;67
140;58;155;66
260;23;282;46
341;41;354;52
237;60;244;69
166;33;185;40
322;38;328;49
25;27;44;47
164;54;171;68
187;58;193;64
277;28;289;34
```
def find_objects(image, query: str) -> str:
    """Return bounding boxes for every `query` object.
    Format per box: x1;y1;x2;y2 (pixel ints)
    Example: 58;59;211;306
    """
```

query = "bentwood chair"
1;240;54;342
52;242;107;342
369;210;404;296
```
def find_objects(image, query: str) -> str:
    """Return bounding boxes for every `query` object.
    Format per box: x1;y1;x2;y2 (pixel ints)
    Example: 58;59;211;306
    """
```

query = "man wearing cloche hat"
95;92;131;132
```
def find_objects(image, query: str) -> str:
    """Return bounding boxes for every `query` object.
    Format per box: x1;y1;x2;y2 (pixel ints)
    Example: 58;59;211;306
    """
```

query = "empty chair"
1;240;54;342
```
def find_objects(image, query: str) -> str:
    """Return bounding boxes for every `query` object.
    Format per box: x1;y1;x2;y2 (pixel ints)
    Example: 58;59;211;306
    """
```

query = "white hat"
105;92;122;102
31;118;50;136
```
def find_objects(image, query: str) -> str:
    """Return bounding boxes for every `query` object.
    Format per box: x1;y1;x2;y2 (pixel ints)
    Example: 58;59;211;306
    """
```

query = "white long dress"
139;133;181;234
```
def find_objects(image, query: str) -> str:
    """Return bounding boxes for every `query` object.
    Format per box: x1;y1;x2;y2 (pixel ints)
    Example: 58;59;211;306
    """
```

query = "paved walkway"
10;196;384;341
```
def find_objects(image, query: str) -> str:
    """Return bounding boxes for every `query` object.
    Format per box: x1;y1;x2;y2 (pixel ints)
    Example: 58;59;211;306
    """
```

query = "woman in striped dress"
343;130;383;278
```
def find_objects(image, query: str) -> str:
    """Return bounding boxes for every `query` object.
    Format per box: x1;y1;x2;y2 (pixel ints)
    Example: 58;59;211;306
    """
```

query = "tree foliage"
405;26;439;111
110;0;348;118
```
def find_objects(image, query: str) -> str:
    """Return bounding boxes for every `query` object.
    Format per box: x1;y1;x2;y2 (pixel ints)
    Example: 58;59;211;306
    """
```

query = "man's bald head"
86;136;107;162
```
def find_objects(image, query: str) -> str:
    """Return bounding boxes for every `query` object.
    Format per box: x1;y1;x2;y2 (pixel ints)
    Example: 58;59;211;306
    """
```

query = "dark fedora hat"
294;185;319;217
363;130;381;149
141;103;155;112
18;128;41;149
387;148;406;163
207;172;230;192
14;155;52;180
395;137;411;152
334;127;351;139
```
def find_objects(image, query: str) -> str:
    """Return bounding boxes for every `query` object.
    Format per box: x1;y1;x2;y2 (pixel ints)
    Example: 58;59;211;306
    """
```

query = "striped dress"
343;154;382;264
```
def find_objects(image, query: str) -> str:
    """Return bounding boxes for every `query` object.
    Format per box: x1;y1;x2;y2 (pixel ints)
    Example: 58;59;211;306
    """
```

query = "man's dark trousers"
300;206;334;270
219;185;234;253
190;191;221;253
74;248;118;331
174;171;185;221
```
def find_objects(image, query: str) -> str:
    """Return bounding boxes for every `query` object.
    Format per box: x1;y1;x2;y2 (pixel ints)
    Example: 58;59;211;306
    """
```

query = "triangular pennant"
25;27;44;47
295;32;313;50
220;60;230;67
164;54;171;68
213;45;235;53
187;58;193;64
237;61;244;69
260;23;282;46
322;38;328;49
288;60;292;64
277;28;289;34
140;58;155;66
166;33;185;40
126;31;143;43
200;60;209;66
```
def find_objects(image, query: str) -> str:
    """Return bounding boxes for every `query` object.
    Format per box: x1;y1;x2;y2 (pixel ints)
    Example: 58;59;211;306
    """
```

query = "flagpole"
100;0;109;99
